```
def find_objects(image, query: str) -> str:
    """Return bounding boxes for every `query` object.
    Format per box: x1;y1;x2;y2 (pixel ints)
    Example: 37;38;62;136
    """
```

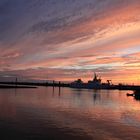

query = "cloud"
0;0;140;84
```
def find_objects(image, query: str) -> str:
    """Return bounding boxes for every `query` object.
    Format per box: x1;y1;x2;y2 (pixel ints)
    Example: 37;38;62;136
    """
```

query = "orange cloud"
0;1;140;84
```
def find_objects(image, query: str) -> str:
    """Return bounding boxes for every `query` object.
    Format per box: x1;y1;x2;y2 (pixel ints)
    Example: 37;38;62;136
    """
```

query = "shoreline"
0;84;37;89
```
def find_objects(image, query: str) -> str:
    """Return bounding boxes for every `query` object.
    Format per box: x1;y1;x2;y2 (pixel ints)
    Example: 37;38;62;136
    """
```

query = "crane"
107;80;112;85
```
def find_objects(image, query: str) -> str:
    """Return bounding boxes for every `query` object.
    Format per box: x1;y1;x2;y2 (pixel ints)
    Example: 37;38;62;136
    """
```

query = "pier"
0;81;70;88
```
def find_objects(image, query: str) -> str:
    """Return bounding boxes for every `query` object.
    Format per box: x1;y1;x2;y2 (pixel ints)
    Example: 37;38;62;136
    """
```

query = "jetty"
0;84;37;88
0;81;69;88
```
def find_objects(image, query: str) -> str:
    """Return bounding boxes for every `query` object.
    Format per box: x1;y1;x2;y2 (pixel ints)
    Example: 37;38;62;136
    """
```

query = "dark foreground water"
0;87;140;140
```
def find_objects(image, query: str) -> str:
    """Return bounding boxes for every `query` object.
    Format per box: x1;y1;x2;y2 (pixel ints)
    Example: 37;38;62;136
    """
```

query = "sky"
0;0;140;84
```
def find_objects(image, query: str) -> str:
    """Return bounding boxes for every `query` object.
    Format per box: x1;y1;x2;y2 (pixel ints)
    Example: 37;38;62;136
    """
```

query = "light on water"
0;87;140;140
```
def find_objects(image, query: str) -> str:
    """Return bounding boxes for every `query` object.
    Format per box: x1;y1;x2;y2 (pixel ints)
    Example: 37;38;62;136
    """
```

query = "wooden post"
15;77;17;87
46;81;48;86
58;81;61;96
53;80;55;87
59;81;61;87
53;80;55;91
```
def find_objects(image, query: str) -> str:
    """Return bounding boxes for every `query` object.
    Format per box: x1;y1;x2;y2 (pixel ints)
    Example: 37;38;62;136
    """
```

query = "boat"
126;93;134;96
133;90;140;100
70;73;112;89
70;73;140;90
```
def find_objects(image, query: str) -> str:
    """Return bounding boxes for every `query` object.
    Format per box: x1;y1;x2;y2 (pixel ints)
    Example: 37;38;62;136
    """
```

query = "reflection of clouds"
121;111;140;128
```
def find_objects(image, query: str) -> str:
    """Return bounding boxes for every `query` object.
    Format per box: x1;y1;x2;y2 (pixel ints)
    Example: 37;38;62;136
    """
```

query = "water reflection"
59;87;61;97
0;87;140;140
93;90;101;102
52;87;62;97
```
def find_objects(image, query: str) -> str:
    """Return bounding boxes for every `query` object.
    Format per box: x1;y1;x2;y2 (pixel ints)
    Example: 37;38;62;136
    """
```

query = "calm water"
0;87;140;140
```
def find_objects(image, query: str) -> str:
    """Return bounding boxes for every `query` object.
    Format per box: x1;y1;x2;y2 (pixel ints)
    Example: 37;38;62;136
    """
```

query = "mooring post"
53;80;55;91
59;81;61;87
53;80;55;86
15;77;17;87
46;81;48;86
59;81;61;96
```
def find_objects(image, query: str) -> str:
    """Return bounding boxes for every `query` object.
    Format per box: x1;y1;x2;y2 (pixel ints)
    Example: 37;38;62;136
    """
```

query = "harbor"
0;0;140;139
1;73;140;91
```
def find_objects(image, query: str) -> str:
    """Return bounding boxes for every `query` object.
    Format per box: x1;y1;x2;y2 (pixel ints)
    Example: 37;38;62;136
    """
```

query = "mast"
93;72;97;81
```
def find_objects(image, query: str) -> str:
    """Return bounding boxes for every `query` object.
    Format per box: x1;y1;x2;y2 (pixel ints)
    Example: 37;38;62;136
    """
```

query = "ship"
70;73;112;89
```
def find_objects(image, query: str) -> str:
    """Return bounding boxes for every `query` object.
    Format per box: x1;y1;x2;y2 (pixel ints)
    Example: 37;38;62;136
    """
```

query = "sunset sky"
0;0;140;84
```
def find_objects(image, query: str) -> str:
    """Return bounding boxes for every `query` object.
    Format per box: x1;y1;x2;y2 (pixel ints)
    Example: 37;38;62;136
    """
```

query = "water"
0;87;140;140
